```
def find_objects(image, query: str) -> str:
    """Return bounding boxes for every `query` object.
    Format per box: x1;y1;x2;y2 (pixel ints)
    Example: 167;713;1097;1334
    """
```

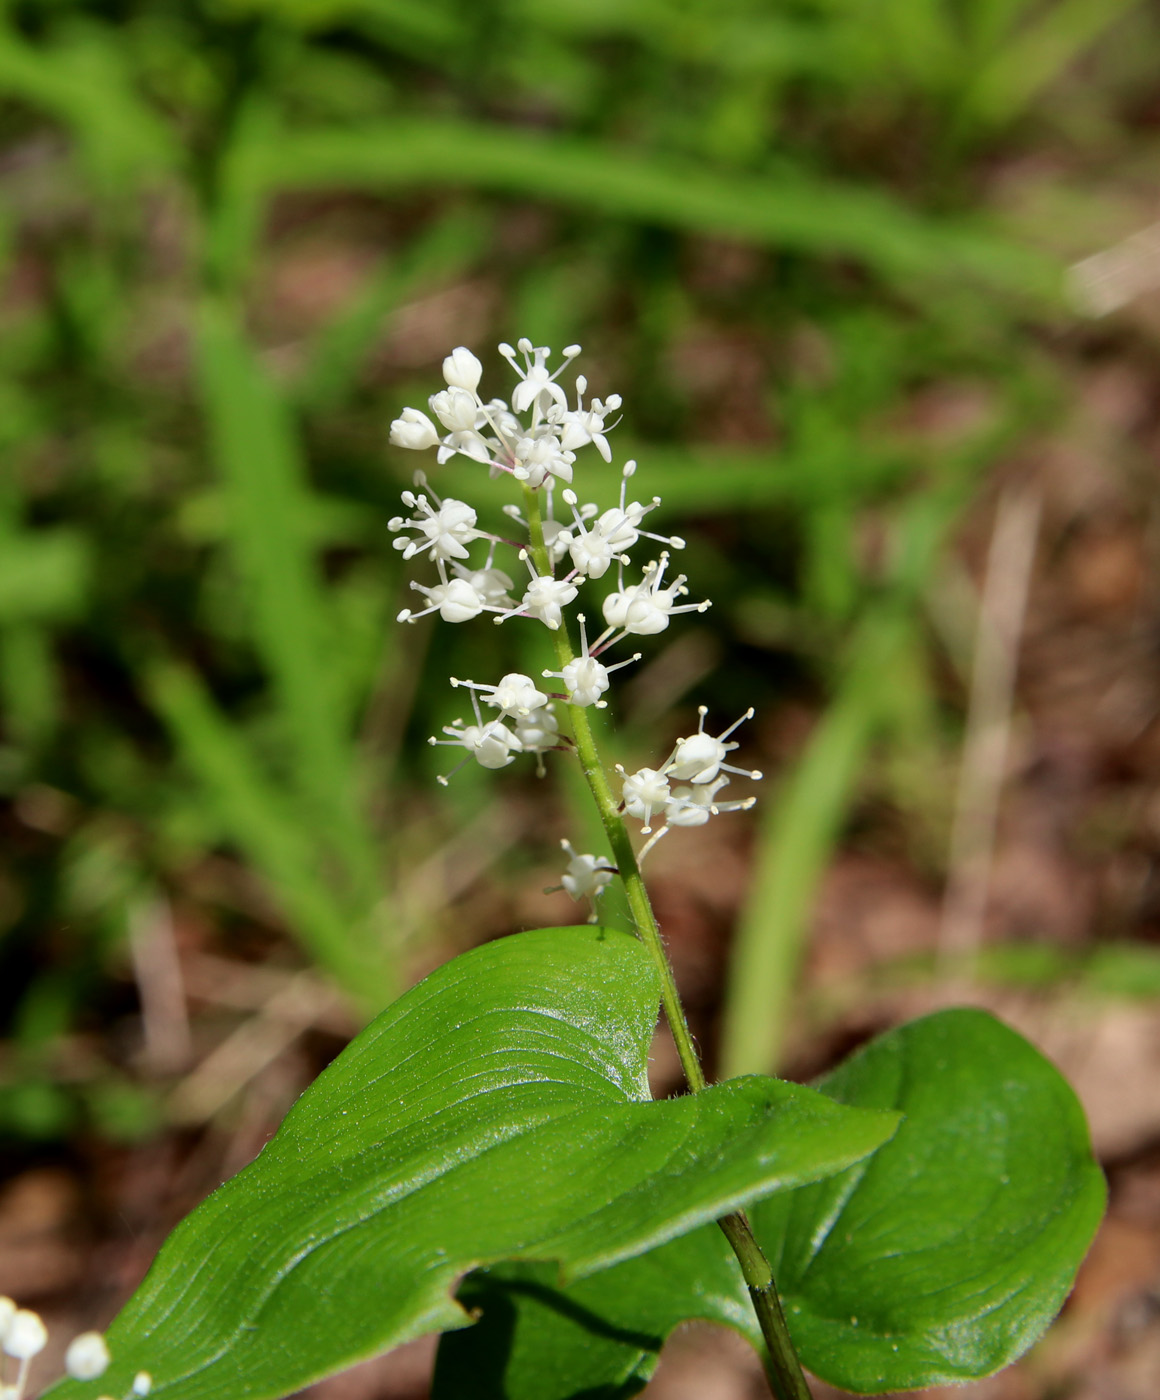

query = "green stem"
522;487;811;1400
717;1213;813;1400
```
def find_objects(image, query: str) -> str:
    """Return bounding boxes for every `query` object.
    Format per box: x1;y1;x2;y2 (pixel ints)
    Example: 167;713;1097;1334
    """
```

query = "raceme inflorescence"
389;339;762;915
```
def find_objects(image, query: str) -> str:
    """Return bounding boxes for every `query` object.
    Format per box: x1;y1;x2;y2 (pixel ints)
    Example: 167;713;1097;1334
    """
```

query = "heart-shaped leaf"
435;1007;1104;1397
757;1006;1106;1390
49;927;897;1400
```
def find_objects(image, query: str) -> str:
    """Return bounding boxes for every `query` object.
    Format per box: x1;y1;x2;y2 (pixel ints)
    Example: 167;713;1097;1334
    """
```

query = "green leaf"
435;1007;1103;1398
759;1007;1106;1391
49;927;897;1400
433;1232;751;1400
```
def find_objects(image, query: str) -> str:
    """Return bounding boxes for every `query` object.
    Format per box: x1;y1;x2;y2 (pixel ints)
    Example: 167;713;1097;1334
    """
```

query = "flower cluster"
0;1298;150;1400
390;339;761;908
617;707;763;862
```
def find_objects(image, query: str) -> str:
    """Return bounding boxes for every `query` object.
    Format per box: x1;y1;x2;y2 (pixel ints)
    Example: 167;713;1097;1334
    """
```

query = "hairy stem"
522;486;811;1400
718;1214;813;1400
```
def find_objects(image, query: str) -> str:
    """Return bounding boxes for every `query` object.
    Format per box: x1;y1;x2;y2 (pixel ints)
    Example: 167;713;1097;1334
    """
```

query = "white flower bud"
65;1332;111;1380
389;408;439;450
601;587;633;631
429;388;479;433
3;1310;47;1360
442;346;483;392
133;1372;153;1396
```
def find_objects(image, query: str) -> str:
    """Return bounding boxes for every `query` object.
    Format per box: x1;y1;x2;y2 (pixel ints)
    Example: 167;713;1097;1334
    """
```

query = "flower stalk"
523;485;810;1400
392;339;805;1399
522;485;707;1090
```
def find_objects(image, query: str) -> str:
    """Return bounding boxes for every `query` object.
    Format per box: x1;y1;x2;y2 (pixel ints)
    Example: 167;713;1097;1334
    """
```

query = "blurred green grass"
0;0;1152;1139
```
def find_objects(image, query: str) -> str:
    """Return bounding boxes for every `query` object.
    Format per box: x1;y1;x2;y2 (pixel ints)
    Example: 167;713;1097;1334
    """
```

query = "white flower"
664;781;720;827
389;407;440;450
451;562;515;607
389;487;482;562
398;564;488;625
559;839;616;914
495;557;579;631
491;673;548;715
664;707;763;784
514;703;560;751
442;346;483;392
558;655;610;707
601;553;709;636
133;1373;153;1396
636;775;758;866
452;672;548;717
428;683;523;784
65;1332;111;1381
558;489;624;579
429;387;480;434
512;432;575;488
499;339;581;415
542;615;640;708
3;1311;47;1360
557;376;622;462
429;717;521;783
619;766;671;833
523;574;577;630
593;463;685;556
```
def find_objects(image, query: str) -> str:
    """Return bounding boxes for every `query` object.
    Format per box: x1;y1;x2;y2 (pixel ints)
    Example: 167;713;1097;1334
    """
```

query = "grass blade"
719;613;911;1079
195;299;380;903
147;661;393;1012
256;119;1060;299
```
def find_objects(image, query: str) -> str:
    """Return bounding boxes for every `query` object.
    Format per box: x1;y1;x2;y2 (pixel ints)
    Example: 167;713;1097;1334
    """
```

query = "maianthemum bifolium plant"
34;342;1105;1400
